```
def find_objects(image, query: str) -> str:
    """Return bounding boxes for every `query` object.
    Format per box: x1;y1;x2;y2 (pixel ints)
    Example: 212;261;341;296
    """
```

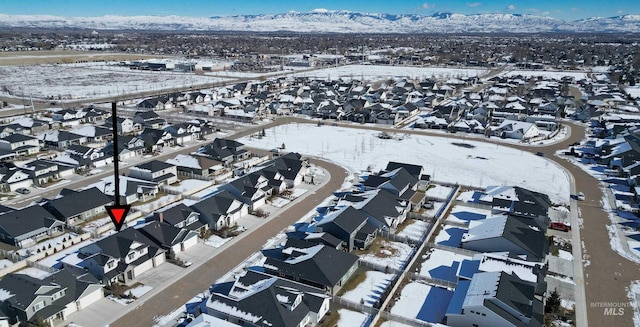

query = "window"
128;253;135;260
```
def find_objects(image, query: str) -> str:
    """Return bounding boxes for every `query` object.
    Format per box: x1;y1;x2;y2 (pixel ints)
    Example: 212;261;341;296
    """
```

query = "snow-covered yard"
390;282;431;320
133;194;181;212
241;123;570;204
434;226;468;248
17;233;80;257
340;270;395;307
336;309;369;327
418;248;472;281
205;235;233;248
163;179;212;194
360;240;413;271
424;184;454;200
446;205;491;225
396;219;431;241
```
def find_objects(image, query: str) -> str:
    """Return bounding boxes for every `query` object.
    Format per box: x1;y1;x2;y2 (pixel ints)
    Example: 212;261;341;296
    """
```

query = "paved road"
111;156;348;327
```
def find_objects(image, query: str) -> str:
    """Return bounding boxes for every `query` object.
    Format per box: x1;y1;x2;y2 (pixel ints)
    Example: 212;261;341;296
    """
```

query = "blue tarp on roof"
417;286;454;323
457;259;480;280
446;280;471;315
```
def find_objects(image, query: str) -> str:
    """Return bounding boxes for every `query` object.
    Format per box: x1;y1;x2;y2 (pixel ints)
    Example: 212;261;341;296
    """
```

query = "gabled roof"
156;203;199;226
1;133;38;143
208;270;328;327
385;161;423;178
263;239;358;288
138;221;192;248
44;187;112;219
0;205;63;240
190;190;240;223
133;160;175;173
317;206;368;235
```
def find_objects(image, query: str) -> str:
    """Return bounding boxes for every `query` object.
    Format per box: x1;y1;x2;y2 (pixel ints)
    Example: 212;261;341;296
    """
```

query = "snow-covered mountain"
1;10;639;33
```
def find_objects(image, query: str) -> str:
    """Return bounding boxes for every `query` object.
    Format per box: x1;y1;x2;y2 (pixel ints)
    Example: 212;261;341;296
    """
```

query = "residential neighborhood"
0;17;639;327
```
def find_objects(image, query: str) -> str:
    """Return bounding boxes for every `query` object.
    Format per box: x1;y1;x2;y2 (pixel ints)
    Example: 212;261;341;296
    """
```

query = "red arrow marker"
106;205;131;232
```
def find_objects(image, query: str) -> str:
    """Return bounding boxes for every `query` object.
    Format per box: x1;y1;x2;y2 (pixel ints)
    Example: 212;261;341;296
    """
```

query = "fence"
406;272;458;290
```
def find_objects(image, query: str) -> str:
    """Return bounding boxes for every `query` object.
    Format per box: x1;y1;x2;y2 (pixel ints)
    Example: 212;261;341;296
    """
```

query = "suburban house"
128;160;178;186
492;120;541;140
315;206;378;251
0;268;104;326
445;271;544;327
0;164;32;192
139;128;174;153
78;228;166;286
220;173;270;211
348;189;410;230
102;135;146;161
42;187;113;226
133;111;167;129
261;239;359;295
258;152;307;188
38;130;87;150
103;117;138;135
71;125;113;144
58;144;112;169
206;270;330;327
165;154;225;179
137;221;199;256
0;205;64;248
461;214;548;262
0;134;40;158
20;159;70;186
196;138;250;165
189;190;248;231
88;175;159;205
480;186;551;228
154;203;208;235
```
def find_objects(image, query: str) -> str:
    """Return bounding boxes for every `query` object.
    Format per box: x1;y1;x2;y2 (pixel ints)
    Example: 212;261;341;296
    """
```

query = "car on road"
15;188;30;195
570;142;580;146
535;151;545;157
549;222;572;232
577;192;585;201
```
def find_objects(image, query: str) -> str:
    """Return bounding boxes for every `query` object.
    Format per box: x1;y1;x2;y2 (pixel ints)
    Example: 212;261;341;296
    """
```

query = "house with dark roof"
38;130;87;150
155;203;208;235
356;189;410;230
138;221;199;255
133;110;168;128
0;133;40;157
316;206;377;251
482;186;551;228
461;214;548;262
258;152;306;188
196;138;249;165
189;190;248;231
445;271;544;327
0;205;64;248
102;135;146;160
0;268;104;325
128;160;178;186
0;164;32;192
220;172;270;211
206;269;330;327
20;159;73;186
139;128;174;153
78;228;166;285
60;144;111;169
261;239;359;294
42;187;113;226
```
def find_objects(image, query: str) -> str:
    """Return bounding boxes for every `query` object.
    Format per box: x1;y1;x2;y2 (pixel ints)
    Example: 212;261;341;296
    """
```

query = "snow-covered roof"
462;271;500;307
462;215;507;242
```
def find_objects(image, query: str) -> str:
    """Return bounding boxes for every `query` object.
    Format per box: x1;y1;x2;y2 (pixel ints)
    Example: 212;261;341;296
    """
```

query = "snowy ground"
627;280;640;327
293;64;487;82
360;240;413;271
425;184;454;200
16;233;79;257
163;179;212;194
133;194;181;213
0;63;231;101
0;259;12;269
336;309;369;327
390;282;431;319
128;284;153;298
340;270;395;306
558;250;574;261
241;123;570;204
418;248;472;278
396;219;431;241
446;205;491;225
205;235;233;248
82;217;112;234
434;226;469;248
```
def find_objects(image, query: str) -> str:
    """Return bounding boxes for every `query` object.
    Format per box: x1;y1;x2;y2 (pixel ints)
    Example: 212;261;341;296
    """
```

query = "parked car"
549;222;572;232
577;192;585;201
15;188;30;195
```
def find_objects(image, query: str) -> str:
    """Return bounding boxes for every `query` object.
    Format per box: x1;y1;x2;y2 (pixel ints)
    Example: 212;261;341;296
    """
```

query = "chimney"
158;212;164;223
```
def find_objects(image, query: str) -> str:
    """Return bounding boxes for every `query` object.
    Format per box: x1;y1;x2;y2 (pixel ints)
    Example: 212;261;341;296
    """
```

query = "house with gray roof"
189;190;248;231
461;214;548;262
42;187;113;226
0;205;64;248
196;138;249;165
316;206;377;251
138;221;199;255
261;239;359;295
128;160;178;186
206;270;330;327
78;228;166;286
445;271;544;327
0;268;103;325
155;203;208;235
0;133;40;158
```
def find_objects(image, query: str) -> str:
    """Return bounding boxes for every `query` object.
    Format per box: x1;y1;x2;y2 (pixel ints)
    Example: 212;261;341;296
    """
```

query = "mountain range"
1;10;640;33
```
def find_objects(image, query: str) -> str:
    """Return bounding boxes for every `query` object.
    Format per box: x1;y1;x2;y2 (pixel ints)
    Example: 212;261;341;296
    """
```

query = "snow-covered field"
0;63;231;100
293;65;487;81
340;270;395;306
360;240;413;271
425;184;454;200
241;123;570;204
